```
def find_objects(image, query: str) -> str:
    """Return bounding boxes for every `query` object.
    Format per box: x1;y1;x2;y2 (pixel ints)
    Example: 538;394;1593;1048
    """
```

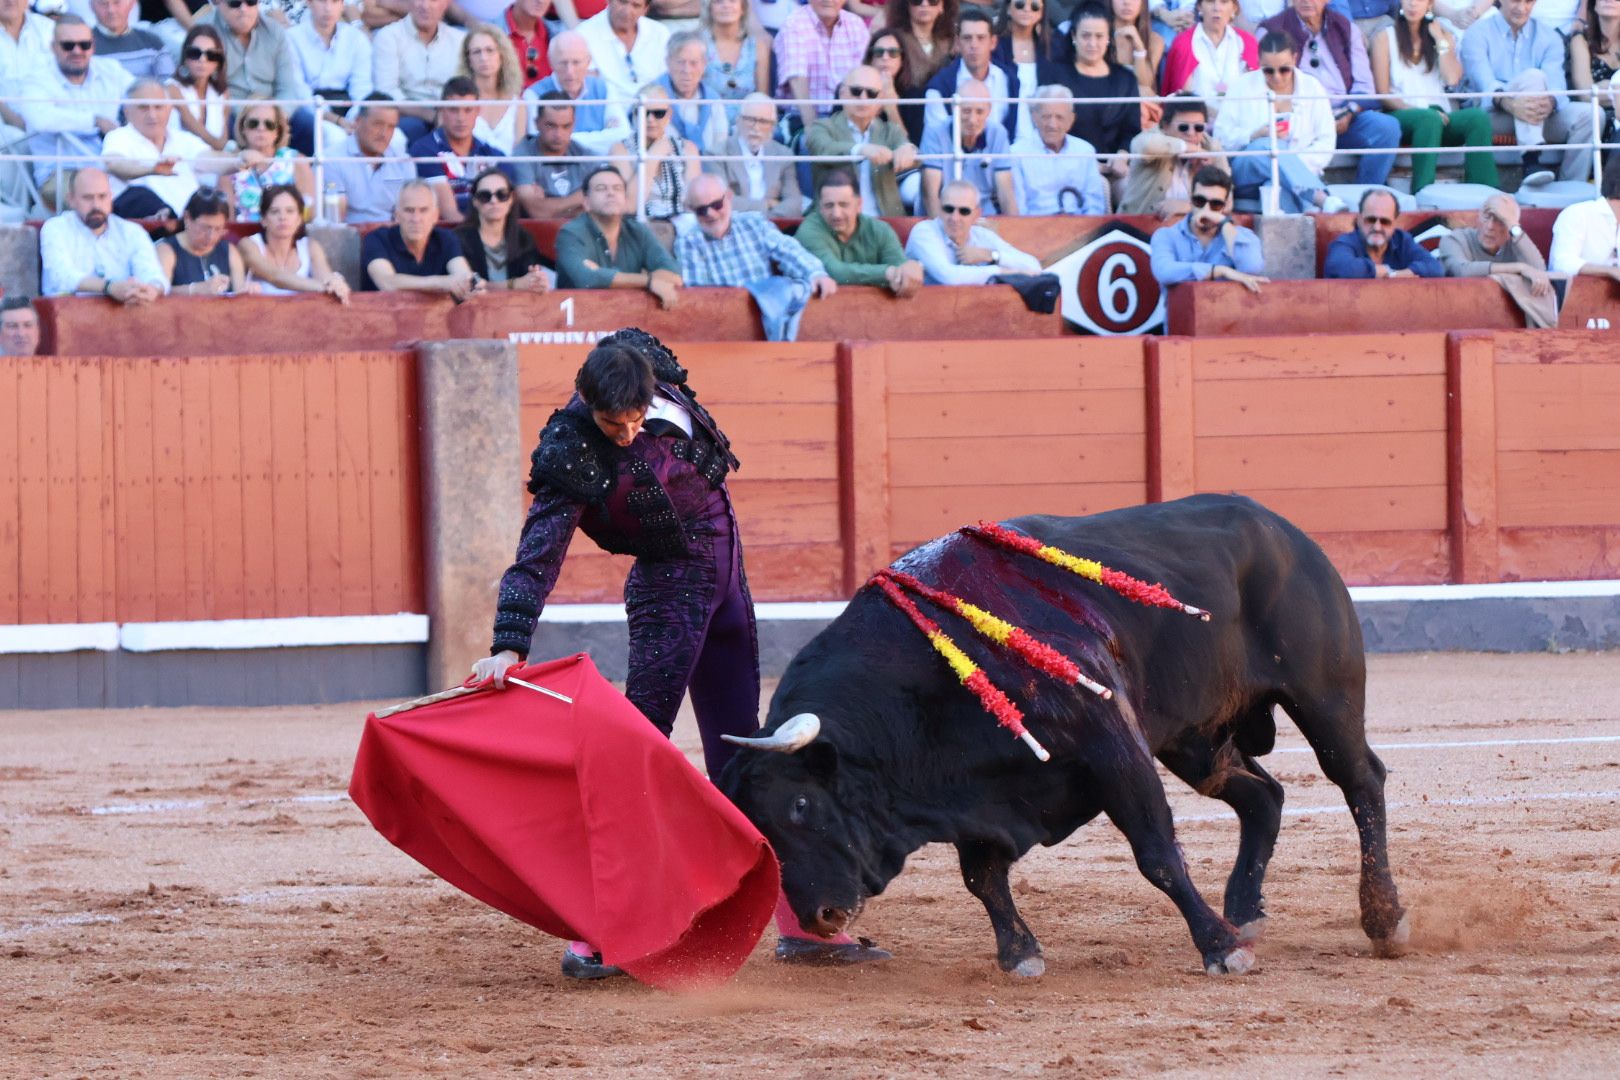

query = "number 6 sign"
1048;222;1167;336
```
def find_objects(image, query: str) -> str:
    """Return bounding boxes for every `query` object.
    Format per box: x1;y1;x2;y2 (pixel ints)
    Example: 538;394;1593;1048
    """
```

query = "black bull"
718;494;1408;977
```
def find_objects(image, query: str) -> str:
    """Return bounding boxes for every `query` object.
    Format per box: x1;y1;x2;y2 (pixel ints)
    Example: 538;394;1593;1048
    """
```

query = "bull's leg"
957;841;1045;977
1281;688;1408;955
1095;754;1253;976
1156;735;1285;942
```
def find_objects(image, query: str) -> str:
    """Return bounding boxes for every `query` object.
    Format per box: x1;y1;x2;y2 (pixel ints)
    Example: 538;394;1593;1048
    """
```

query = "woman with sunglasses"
887;0;958;86
1369;0;1495;193
700;0;769;102
454;167;554;292
865;29;927;140
1160;0;1257;99
993;0;1061;140
165;25;232;152
633;85;701;229
224;102;315;222
239;184;352;300
1567;0;1620;167
458;23;530;154
156;187;254;296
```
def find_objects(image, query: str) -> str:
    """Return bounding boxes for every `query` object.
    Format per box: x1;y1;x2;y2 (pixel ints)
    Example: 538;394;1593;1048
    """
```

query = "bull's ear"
801;740;838;783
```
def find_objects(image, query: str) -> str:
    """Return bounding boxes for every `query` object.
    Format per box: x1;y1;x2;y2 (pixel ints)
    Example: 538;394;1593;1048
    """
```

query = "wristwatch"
989;250;1002;264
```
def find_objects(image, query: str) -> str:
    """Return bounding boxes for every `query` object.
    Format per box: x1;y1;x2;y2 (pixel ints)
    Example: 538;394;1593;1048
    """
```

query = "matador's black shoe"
561;946;625;981
774;936;892;966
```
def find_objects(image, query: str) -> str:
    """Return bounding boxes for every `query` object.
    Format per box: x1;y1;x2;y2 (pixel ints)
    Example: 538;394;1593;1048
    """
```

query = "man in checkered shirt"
773;0;871;130
676;173;836;340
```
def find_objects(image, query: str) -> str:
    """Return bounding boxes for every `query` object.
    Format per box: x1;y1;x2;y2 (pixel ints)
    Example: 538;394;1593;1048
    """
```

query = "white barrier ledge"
0;623;119;653
119;614;429;652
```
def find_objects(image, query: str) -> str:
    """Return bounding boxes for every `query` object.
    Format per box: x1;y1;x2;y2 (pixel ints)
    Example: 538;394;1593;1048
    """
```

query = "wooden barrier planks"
0;352;421;627
884;339;1148;550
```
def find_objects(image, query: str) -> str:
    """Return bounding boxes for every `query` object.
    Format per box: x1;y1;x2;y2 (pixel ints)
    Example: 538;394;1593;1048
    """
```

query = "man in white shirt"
904;179;1043;284
101;78;255;216
1011;86;1109;216
39;167;167;301
0;0;58;85
326;94;419;223
7;16;134;198
289;0;374;152
1214;31;1347;213
577;0;670;103
373;0;468;143
1548;168;1620;280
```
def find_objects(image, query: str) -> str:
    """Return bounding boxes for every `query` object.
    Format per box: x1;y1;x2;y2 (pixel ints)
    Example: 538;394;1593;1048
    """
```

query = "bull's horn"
720;712;821;753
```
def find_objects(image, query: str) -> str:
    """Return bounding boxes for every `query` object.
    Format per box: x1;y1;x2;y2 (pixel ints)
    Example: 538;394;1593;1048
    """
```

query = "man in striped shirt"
675;173;835;340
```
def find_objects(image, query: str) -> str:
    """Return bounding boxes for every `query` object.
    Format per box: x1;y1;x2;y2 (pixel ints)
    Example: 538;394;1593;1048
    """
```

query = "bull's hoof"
1236;917;1268;945
1370;914;1411;958
1204;946;1256;976
1009;955;1046;978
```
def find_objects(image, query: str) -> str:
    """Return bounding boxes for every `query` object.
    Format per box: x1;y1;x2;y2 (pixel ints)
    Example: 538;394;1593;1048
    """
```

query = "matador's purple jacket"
489;357;761;776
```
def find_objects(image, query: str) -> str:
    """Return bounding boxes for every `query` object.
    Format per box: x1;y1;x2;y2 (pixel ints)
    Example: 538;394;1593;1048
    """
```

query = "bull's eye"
789;795;809;824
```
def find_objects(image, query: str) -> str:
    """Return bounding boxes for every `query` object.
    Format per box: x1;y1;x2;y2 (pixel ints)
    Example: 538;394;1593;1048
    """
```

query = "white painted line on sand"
1273;734;1620;755
1177;788;1620;824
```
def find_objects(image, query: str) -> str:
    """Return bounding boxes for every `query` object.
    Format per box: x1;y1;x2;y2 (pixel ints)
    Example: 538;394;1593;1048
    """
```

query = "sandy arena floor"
3;652;1620;1078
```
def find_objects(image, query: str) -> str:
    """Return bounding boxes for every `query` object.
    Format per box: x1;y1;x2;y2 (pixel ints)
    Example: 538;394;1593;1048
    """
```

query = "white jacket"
1213;67;1337;177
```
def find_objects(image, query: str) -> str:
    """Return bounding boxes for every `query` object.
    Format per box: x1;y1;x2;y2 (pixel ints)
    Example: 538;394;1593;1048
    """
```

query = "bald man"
38;167;167;302
675;173;834;340
918;80;1016;218
806;65;918;218
705;93;801;219
904;179;1041;285
521;29;633;156
1438;192;1558;329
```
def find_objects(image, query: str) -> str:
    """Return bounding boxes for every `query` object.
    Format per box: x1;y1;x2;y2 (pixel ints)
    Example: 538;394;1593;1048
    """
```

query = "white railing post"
1266;89;1281;216
1592;89;1604;189
312;101;328;223
634;102;648;223
950;94;963;184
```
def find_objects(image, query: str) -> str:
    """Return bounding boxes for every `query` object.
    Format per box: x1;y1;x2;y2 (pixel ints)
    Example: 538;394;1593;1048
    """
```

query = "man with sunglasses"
1214;30;1349;213
556;164;683;304
1121;95;1229;215
1149;164;1268;292
209;0;309;103
8;16;134;199
1259;0;1399;187
1323;186;1442;277
806;64;919;217
675;173;835;340
905;178;1042;283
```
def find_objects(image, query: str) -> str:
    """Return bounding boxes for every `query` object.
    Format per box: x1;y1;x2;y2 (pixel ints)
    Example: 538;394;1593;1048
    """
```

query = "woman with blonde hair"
222;102;315;222
458;23;529;155
700;0;769;102
633;84;701;229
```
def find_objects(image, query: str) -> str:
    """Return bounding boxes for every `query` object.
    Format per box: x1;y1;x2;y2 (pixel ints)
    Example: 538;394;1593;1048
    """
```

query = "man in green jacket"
804;65;918;218
794;169;923;297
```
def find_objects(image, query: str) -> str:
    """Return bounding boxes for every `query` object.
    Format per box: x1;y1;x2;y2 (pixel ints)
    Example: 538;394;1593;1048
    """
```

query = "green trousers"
1391;106;1498;192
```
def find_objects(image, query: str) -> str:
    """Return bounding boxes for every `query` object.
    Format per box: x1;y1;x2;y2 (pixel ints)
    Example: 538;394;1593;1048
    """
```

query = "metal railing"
5;84;1615;222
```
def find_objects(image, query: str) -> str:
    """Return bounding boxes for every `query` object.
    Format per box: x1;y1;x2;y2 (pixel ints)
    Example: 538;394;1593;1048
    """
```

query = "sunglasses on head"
1175;121;1207;134
474;187;513;203
940;203;973;216
1261;65;1294;76
1190;193;1226;211
1361;214;1394;226
57;38;94;50
243;117;280;130
692;195;727;216
846;85;880;98
184;46;225;61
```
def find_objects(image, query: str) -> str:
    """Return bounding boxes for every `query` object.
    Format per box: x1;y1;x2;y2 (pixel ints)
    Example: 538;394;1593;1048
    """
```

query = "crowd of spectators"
4;0;1620;336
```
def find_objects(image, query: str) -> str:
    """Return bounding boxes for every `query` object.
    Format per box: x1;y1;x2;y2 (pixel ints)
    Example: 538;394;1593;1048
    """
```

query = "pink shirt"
772;6;870;116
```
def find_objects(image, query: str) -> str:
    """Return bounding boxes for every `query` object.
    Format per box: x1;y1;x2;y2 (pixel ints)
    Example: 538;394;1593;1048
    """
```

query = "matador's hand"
471;649;522;687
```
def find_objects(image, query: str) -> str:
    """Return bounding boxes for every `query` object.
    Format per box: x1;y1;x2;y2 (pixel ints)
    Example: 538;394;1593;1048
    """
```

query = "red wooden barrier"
0;352;422;625
38;286;1058;357
1167;278;1527;336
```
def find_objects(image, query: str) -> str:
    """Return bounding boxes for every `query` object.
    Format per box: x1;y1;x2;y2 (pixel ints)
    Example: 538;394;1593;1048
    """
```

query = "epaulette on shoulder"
527;407;616;502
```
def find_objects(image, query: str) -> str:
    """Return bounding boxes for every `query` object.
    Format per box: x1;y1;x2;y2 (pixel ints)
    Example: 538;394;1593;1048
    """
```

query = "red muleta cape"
349;653;780;991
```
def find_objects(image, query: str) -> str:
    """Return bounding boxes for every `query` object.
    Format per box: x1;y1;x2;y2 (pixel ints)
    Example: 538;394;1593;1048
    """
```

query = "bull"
719;494;1407;977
